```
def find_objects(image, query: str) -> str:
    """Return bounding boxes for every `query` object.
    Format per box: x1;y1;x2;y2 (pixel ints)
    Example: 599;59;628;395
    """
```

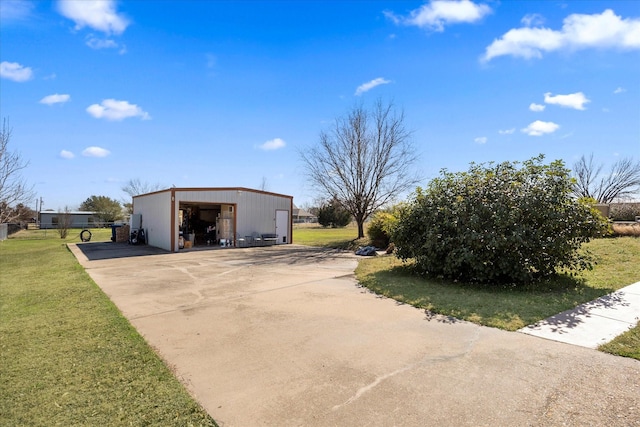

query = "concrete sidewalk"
519;281;640;348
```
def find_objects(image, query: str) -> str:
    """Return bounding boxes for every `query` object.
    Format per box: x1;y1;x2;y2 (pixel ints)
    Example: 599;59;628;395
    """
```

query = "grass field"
0;229;217;426
293;223;363;249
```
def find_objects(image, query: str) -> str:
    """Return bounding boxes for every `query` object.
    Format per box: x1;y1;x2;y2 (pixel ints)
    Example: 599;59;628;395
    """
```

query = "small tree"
393;155;608;285
57;206;73;239
301;99;420;239
79;195;123;224
317;198;352;228
572;154;640;203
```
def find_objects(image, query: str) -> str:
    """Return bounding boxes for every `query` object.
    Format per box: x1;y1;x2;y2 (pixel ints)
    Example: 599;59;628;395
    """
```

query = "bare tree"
122;178;163;197
572;154;640;203
0;119;35;223
121;178;163;214
301;100;420;238
57;206;73;239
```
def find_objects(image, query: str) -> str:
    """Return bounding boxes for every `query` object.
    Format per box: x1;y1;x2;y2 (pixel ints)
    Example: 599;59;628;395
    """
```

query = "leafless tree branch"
572;154;640;203
0;119;35;223
300;100;420;238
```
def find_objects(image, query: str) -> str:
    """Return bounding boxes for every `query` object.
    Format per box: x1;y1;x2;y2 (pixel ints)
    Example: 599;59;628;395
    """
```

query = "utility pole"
38;197;43;227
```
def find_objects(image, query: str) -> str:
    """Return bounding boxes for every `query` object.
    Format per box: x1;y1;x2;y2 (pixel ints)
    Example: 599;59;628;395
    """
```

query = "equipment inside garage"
178;203;234;248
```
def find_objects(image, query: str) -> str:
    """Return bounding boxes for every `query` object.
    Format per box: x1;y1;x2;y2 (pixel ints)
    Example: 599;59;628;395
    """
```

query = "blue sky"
1;0;639;211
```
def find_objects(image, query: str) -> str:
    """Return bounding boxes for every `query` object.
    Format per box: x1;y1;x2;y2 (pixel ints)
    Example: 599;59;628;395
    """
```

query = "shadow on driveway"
73;241;351;263
74;242;169;261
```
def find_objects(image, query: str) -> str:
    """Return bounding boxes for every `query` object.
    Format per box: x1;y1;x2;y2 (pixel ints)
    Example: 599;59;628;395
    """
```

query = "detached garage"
132;187;293;252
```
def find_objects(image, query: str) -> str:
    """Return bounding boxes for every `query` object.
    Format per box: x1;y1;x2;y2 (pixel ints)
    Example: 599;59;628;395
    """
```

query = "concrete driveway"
70;243;640;427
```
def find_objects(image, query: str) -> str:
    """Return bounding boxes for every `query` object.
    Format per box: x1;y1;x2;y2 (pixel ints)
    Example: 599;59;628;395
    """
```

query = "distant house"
39;211;100;229
293;204;316;223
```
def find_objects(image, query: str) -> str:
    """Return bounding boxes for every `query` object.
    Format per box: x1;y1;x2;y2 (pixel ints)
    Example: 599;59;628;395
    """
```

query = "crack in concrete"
332;327;481;412
331;327;480;411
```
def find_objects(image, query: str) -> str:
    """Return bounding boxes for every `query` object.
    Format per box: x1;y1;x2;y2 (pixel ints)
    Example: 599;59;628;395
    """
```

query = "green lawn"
599;321;640;359
353;237;640;360
0;229;217;426
293;223;363;249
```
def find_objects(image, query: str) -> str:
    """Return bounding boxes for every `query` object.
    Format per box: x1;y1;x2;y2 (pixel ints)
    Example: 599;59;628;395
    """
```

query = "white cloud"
521;120;560;136
0;61;33;82
259;138;286;151
387;0;492;32
521;13;545;27
483;27;564;61
0;0;35;22
483;9;640;62
529;103;545;112
82;146;110;157
355;77;391;96
60;150;75;159
57;0;129;35
614;87;626;94
498;128;515;135
474;136;487;144
40;94;71;105
86;99;150;121
544;91;590;110
86;35;118;49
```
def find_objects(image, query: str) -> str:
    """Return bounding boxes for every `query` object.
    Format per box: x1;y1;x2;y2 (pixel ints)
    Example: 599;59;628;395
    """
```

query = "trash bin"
110;224;123;242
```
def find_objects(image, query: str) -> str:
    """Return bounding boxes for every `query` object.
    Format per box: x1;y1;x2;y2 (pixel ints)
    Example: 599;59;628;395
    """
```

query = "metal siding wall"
138;189;292;248
39;213;54;229
38;213;96;229
175;189;239;204
133;191;172;251
70;215;92;228
236;191;291;241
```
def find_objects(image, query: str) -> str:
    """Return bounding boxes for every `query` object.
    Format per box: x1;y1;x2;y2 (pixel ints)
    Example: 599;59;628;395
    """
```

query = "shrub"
611;222;640;237
392;155;609;285
367;212;393;248
317;198;352;228
367;209;399;248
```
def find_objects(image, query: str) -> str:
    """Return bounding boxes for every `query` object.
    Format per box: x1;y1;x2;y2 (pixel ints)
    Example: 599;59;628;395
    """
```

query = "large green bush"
392;156;608;285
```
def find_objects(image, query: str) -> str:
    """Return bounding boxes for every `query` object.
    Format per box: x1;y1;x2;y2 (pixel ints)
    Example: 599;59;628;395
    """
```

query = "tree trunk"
357;220;365;239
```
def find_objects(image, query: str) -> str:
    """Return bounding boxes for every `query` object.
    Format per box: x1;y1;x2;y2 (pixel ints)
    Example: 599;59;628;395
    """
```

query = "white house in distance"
39;211;99;229
132;187;293;252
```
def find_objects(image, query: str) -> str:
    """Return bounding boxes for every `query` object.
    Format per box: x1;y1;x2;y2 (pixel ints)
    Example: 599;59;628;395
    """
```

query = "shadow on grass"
356;259;616;331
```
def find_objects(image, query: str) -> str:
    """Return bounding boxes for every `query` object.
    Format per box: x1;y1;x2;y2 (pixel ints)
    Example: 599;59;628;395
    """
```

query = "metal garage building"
132;187;293;252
